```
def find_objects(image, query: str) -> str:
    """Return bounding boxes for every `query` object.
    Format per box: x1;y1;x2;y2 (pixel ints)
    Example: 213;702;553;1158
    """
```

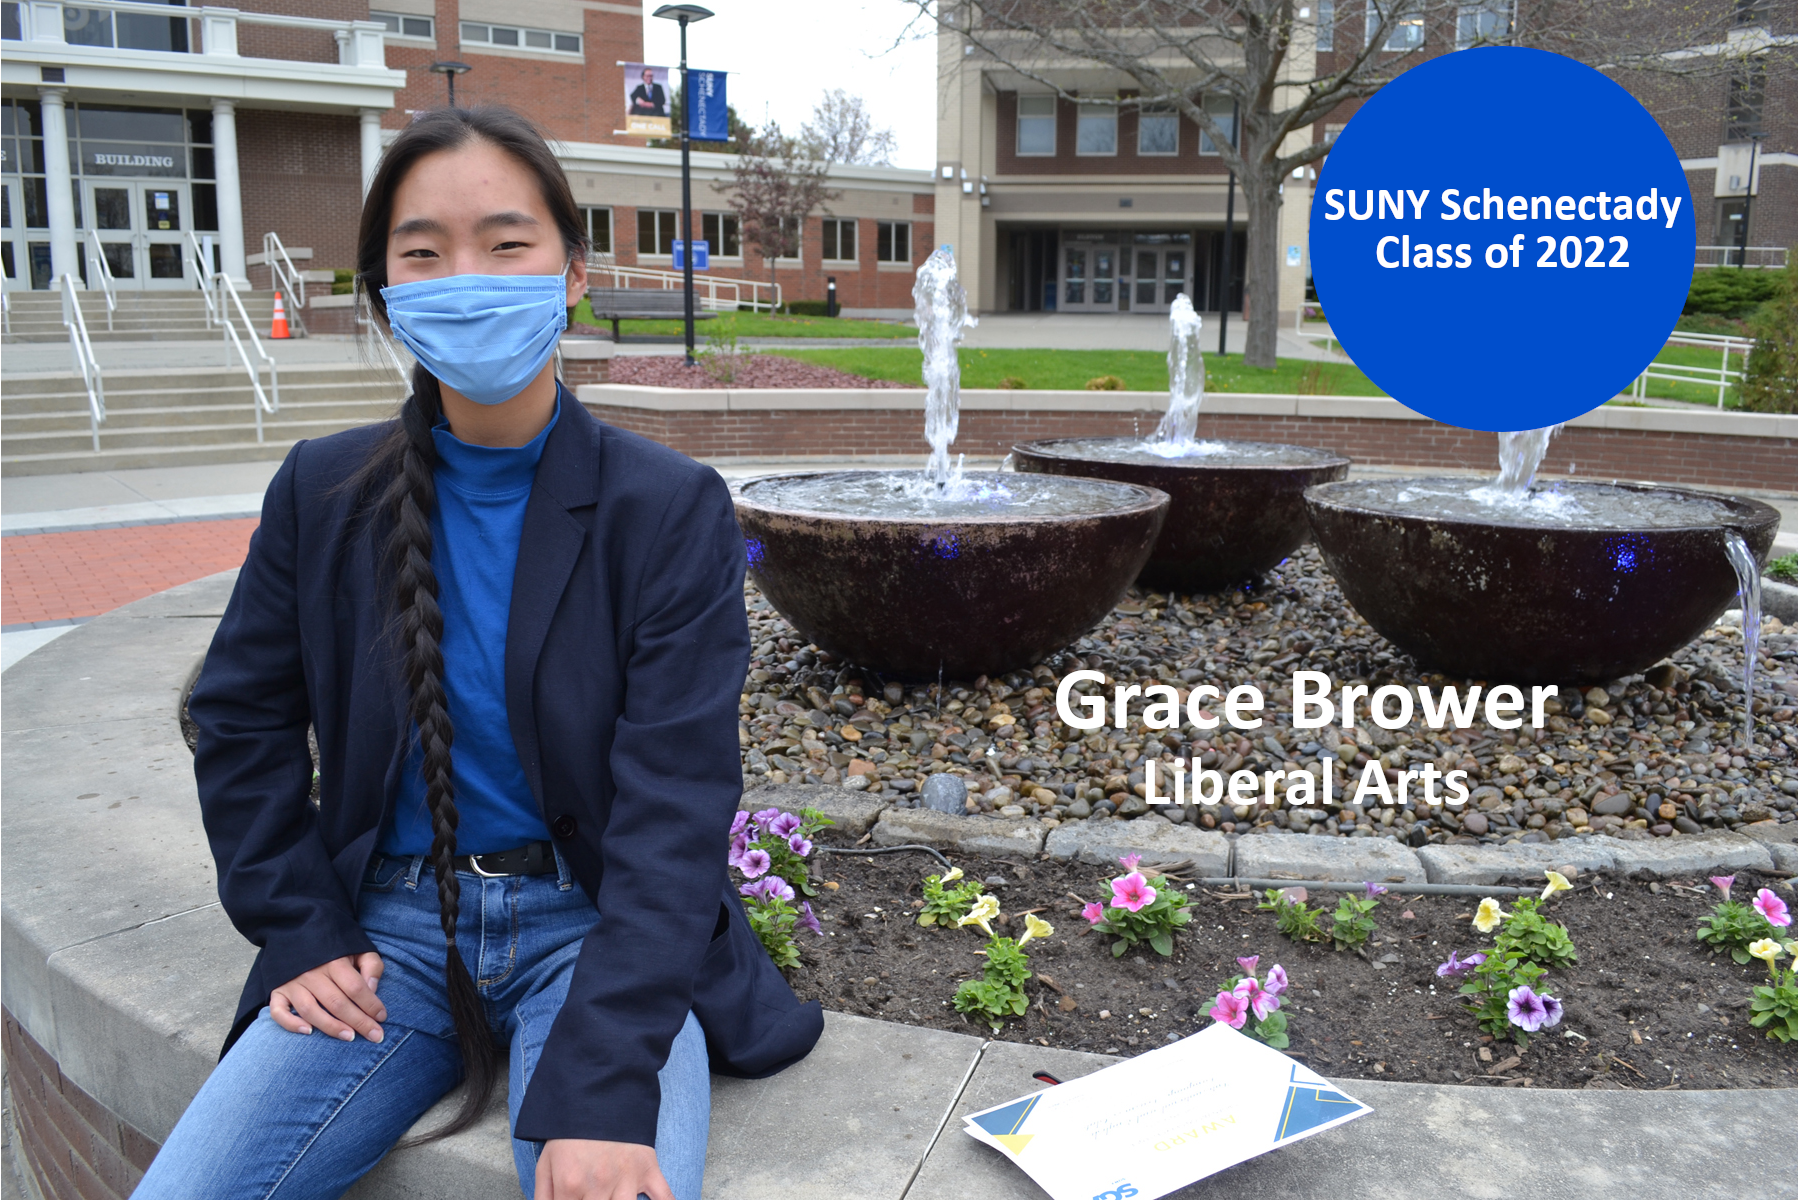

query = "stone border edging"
3;576;1795;1200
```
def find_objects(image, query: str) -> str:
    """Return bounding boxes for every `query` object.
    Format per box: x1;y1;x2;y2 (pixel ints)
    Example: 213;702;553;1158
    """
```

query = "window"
581;205;612;255
461;21;581;54
1316;0;1333;51
702;212;740;257
1017;95;1055;156
1366;4;1424;51
1076;103;1117;155
1198;97;1237;154
371;10;433;39
1733;0;1768;26
1455;2;1507;49
821;218;856;261
1137;105;1178;156
637;209;677;256
876;220;910;263
1726;61;1765;140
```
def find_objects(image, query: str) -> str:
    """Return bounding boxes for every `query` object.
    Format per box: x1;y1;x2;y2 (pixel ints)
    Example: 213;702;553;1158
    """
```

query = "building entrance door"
82;179;192;289
1061;241;1120;312
1128;246;1189;312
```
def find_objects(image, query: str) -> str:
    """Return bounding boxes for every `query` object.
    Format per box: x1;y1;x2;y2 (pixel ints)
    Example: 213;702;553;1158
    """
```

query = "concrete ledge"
1607;830;1776;878
1233;834;1428;884
1416;840;1622;885
1738;821;1800;875
739;782;890;839
1043;820;1231;876
871;808;1048;859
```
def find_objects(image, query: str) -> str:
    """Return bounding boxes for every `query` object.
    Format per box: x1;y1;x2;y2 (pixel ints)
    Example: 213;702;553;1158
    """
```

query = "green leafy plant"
1329;883;1385;951
739;878;803;969
1084;374;1125;391
1082;855;1191;957
951;901;1052;1032
1492;896;1578;970
730;804;833;897
1748;940;1799;1043
1768;554;1798;585
1258;887;1326;945
1212;956;1291;1049
1685;266;1783;318
1696;876;1783;964
700;329;747;384
917;866;985;927
997;375;1027;390
1740;261;1798;414
1458;949;1551;1047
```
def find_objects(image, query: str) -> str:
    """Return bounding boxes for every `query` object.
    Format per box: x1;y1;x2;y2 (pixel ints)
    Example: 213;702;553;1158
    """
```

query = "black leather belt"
453;840;556;877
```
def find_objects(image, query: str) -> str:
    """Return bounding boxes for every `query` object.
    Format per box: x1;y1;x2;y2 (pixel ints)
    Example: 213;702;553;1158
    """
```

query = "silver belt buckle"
468;853;504;878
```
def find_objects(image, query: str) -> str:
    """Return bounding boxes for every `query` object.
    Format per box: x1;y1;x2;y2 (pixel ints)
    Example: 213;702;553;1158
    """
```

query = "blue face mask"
381;271;569;405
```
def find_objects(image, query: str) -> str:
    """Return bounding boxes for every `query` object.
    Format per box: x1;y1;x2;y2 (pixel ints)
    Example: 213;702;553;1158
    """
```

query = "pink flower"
1236;955;1260;977
1208;990;1249;1029
1110;872;1157;913
1119;853;1143;872
739;849;771;879
1264;964;1289;997
730;811;751;838
1754;888;1792;928
1082;902;1106;925
788;833;813;857
1234;977;1280;1021
1710;875;1736;897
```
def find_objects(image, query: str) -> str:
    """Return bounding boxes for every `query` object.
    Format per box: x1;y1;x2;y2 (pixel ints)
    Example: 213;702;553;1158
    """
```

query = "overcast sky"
640;1;939;170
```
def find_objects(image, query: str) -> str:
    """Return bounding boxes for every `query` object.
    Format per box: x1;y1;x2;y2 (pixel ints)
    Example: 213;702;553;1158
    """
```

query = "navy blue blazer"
187;388;822;1145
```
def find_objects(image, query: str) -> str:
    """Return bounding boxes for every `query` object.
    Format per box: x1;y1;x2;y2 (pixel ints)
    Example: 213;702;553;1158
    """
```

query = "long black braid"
348;103;588;1145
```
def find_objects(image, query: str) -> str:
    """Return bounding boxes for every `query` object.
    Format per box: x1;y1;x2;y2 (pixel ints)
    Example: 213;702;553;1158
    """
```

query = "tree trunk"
1240;170;1284;369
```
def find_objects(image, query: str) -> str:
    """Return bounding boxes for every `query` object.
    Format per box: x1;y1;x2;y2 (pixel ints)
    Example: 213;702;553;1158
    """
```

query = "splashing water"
1495;425;1565;495
914;245;977;491
1145;293;1219;457
1724;531;1762;749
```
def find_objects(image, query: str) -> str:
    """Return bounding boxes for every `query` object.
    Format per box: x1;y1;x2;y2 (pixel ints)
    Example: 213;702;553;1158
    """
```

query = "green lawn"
766;347;1387;395
1612;342;1751;408
571;299;914;340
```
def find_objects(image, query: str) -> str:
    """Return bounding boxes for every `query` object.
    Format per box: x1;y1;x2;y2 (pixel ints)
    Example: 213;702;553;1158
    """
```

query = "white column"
211;99;249;286
38;88;81;289
359;108;383;198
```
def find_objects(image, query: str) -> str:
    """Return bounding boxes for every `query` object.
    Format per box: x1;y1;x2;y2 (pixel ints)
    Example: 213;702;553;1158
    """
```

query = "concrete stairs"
1;362;407;475
2;289;284;343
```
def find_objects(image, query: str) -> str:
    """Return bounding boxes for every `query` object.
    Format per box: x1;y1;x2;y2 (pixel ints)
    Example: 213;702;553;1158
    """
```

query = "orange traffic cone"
270;292;290;339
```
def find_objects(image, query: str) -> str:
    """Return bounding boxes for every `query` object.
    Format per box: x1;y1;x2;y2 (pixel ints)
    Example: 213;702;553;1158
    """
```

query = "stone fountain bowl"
734;471;1169;680
1010;437;1351;593
1305;479;1781;684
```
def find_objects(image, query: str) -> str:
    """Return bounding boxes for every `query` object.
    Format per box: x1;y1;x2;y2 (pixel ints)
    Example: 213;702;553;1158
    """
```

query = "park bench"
586;286;715;340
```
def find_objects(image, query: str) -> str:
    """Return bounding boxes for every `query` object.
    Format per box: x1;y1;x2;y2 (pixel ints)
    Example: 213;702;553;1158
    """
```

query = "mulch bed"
606;353;908;390
789;841;1799;1092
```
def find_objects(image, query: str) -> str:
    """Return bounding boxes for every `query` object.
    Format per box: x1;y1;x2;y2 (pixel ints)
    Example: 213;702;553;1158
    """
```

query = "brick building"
934;0;1796;317
2;0;934;313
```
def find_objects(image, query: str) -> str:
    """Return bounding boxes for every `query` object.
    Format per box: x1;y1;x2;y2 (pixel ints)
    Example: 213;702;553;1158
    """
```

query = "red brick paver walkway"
1;518;258;627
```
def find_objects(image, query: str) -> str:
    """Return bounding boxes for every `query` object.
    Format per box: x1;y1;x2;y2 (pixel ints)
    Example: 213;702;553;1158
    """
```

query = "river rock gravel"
739;543;1798;849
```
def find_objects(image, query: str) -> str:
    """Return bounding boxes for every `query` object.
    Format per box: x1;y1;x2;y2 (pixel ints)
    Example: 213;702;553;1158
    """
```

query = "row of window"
1312;1;1512;54
625;208;912;264
1017;95;1238;158
460;21;581;54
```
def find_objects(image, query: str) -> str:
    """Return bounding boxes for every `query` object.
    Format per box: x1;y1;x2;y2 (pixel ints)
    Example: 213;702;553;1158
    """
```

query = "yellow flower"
939;867;964;884
958;894;999;937
1018;914;1055;948
1473;898;1507;933
1749;938;1785;965
1541;870;1572;901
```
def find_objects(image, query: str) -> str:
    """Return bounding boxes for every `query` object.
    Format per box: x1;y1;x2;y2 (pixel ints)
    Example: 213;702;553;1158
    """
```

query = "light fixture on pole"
652;3;713;367
429;61;471;108
1735;130;1766;270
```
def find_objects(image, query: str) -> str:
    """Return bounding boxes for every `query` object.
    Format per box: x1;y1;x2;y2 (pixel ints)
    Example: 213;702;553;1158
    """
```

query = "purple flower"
788;833;813;857
797;901;823;936
1119;853;1143;872
727;834;750;869
753;807;782;829
768;812;803;839
1264;964;1289;997
1753;888;1792;929
1236;955;1260;978
730;811;751;838
1364;882;1388;899
739;849;771;879
1234;977;1281;1021
1539;994;1564;1030
739;875;794;903
1082;901;1106;926
1506;985;1551;1032
1436;950;1486;978
1710;874;1736;898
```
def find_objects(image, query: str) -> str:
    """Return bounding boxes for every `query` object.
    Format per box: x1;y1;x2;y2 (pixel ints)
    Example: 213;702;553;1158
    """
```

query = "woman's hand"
535;1140;673;1200
269;952;387;1042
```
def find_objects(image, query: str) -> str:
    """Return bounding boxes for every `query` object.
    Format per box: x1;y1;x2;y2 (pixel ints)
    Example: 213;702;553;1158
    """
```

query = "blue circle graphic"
1309;48;1694;431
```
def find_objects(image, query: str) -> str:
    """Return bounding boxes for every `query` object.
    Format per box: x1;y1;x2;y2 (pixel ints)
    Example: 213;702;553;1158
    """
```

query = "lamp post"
652;4;714;367
429;60;470;108
1735;131;1765;270
1216;98;1239;357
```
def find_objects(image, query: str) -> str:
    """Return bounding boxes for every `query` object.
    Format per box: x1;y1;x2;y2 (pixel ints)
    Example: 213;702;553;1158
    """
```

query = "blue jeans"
133;849;711;1200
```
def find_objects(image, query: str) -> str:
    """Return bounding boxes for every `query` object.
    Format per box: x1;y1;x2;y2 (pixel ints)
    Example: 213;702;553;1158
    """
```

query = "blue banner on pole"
688;69;729;141
672;240;710;271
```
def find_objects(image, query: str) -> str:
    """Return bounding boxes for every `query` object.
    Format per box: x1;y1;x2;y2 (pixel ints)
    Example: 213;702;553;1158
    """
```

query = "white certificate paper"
962;1023;1371;1200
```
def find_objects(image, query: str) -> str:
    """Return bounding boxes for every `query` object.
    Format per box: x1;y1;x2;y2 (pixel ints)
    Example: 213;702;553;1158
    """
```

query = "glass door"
139;183;189;288
81;179;191;288
1061;242;1119;312
1130;247;1189;312
1;177;21;289
86;182;136;286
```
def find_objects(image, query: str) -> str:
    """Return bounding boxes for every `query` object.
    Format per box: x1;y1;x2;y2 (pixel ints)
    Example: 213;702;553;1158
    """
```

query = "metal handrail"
184;229;220;327
212;271;280;441
585;256;782;313
59;275;107;451
83;229;118;332
2;290;11;336
262;231;308;336
1630;332;1754;409
1695;245;1789;269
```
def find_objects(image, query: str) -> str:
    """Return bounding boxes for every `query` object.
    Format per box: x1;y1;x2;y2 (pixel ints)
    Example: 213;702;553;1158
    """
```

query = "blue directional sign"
672;240;709;271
